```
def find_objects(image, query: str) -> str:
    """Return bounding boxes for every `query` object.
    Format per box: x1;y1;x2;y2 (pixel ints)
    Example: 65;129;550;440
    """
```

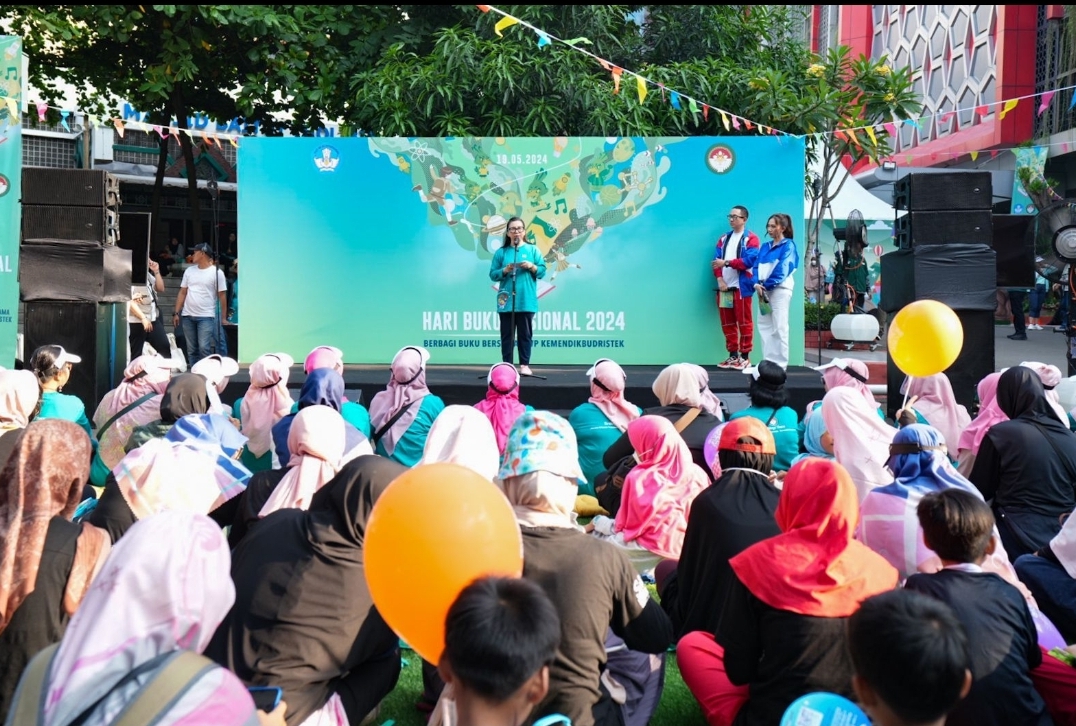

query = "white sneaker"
520;365;533;376
1029;324;1042;330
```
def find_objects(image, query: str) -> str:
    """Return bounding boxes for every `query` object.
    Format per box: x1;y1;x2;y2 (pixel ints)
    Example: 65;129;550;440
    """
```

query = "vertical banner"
1011;145;1048;215
0;37;22;366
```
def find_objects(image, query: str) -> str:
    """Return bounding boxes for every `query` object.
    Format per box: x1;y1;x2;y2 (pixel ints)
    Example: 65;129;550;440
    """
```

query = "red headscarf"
729;458;898;617
474;362;526;454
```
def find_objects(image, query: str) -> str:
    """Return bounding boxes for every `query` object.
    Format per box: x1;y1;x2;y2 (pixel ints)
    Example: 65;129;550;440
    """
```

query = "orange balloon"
887;299;964;377
364;463;523;664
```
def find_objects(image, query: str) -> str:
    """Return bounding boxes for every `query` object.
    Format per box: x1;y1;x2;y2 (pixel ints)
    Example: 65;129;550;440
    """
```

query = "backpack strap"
673;407;700;433
96;392;157;439
7;643;58;726
372;401;416;446
112;651;216;726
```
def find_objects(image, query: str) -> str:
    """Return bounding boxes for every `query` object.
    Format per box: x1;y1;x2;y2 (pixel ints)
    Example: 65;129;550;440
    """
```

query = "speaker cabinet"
992;214;1036;288
893;171;993;211
879;244;996;314
22;168;120;208
880;250;915;313
895;210;993;247
19;243;132;302
22;205;120;246
886;309;994;421
23;301;126;415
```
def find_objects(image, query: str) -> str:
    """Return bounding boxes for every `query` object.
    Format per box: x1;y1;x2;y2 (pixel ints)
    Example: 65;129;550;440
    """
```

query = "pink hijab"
259;405;346;517
588;359;641;431
305;345;344;375
905;373;971;448
614;415;710;559
112;355;172;410
239;353;295;457
475;363;527;453
687;364;724;419
821;386;898;502
92;356;172;470
956;372;1007;454
821;358;878;408
41;511;256;726
368;346;431;457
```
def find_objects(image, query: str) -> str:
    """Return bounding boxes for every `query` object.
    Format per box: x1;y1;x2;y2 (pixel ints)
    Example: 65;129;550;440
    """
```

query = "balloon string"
902;378;912;412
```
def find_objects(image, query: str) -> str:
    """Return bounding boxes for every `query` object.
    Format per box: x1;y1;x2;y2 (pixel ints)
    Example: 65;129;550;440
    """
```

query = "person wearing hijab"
368;346;444;467
416;405;500;482
791;401;834;465
6;510;277;726
730;361;800;472
677;459;899;726
659;417;780;640
230;405;347;547
814;357;884;417
1015;506;1076;644
474;362;530;455
1020;360;1070;426
89;414;250;544
272;368;372;468
125;372;210;452
903;373;971;449
955;372;1007;476
303;345;372;437
822;386;899;501
0;420;111;718
588;416;710;572
232;353;295;473
89;354;173;487
500;411;674;726
969;365;1076;559
603;363;722;481
30;345;95;446
687;364;725;420
0;368;39;470
191;353;240;417
569;359;642;497
207;456;406;726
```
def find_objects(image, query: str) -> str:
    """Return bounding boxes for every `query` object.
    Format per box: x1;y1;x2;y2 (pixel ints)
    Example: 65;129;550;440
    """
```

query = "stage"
221;364;827;419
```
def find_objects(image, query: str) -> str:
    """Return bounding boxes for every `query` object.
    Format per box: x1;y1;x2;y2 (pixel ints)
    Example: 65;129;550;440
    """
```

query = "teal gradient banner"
0;37;21;367
239;136;805;365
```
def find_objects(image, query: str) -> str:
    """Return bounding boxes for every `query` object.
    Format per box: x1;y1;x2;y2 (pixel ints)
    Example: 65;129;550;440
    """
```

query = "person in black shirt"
905;489;1052;726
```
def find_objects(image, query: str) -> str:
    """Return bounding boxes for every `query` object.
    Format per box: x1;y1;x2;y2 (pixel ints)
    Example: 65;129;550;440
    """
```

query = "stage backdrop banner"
0;37;21;367
239;136;806;365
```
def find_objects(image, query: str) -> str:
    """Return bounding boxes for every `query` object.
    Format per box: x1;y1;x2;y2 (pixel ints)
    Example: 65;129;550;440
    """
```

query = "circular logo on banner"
0;174;8;197
706;145;735;174
313;145;340;172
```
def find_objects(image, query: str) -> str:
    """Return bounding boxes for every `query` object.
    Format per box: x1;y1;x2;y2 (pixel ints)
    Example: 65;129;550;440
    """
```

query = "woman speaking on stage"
489;216;546;376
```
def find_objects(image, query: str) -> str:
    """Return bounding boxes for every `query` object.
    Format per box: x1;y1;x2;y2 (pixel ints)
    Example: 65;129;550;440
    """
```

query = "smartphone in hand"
248;686;283;712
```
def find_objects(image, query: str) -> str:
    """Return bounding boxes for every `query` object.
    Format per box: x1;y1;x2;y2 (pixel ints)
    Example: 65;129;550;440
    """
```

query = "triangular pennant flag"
864;126;878;146
744;119;753;131
536;31;550;48
183;128;194;138
757;124;768;135
60;110;70;132
477;4;491;11
1038;90;1056;116
229;135;239;148
883;121;897;137
562;37;592;46
970;150;979;161
636;76;647;103
611;67;622;94
974;104;988;117
152;124;164;138
720;111;730;131
998;99;1019;120
113;118;125;138
211;132;221;147
598;58;612;71
990;149;998;159
669;91;681;110
731;115;741;130
35;101;47;122
688;98;699;115
940;110;955;123
846;128;861;147
702;104;708;121
494;15;519;36
4;97;18;122
1070;90;1076;110
904;117;919;128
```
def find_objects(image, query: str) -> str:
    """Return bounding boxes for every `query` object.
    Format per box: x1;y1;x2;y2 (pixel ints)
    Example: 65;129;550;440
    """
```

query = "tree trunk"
171;90;202;247
149;113;169;256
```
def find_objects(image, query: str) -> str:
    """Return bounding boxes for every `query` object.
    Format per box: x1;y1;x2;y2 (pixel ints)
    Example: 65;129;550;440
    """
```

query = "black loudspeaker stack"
20;168;129;413
883;172;995;419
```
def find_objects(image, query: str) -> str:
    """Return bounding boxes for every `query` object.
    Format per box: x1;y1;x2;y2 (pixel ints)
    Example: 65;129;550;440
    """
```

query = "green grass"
380;584;704;726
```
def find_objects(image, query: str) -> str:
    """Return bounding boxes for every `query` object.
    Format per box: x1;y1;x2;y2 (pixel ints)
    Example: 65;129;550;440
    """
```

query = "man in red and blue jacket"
711;205;761;370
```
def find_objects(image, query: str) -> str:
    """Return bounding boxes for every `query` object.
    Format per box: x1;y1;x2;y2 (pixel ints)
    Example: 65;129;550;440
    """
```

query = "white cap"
585;358;613;378
191;354;239;384
742;365;761;380
487;361;520;386
813;357;850;373
53;346;82;367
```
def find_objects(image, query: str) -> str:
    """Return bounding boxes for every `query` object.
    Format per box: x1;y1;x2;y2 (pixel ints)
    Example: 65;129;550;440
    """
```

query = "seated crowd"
2;346;1076;726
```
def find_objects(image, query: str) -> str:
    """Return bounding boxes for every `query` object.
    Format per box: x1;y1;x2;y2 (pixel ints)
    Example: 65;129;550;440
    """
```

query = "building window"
818;5;840;56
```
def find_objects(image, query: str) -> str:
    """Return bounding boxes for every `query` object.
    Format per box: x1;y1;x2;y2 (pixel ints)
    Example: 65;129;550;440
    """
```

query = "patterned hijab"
239;353;295;457
0;420;92;634
588;358;641;431
368;346;431;456
499;411;584;529
474;363;526;454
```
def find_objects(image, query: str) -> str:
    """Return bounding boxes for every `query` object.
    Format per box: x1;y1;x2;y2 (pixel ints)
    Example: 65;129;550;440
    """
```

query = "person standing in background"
173;242;228;368
712;206;760;370
489;217;546;377
753;213;799;369
128;258;170;359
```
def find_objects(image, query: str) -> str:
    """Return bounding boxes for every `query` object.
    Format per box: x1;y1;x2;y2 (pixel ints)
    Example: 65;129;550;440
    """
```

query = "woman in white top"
128;259;170;359
753;214;799;369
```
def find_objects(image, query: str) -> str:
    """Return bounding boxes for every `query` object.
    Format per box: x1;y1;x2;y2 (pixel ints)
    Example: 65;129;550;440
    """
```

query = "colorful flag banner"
998;99;1019;120
1038;90;1056;116
59;110;70;131
493;15;518;36
536;31;550;48
636;76;647;103
35;101;47;122
669;91;681;111
611;66;622;94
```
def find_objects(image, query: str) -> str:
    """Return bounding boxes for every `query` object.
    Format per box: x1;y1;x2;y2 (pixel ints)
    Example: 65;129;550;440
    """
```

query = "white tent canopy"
805;158;902;221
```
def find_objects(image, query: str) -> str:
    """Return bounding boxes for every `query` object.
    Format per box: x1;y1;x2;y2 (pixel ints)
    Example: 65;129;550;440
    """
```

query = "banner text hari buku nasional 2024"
239;135;805;365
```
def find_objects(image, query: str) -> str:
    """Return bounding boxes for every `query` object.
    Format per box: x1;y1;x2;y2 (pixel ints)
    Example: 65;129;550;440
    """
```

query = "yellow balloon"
887;300;964;377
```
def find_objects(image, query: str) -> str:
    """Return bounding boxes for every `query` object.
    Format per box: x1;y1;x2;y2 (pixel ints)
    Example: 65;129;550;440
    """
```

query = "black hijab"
996;366;1068;430
206;455;405;725
159;373;209;423
662;449;780;638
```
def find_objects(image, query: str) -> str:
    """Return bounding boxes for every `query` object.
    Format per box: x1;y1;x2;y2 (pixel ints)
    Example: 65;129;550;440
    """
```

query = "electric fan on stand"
1028;200;1076;373
829;209;881;351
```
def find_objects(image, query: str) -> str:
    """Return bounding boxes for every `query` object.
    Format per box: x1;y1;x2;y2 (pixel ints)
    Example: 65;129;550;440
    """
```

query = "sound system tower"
884;172;995;418
20;169;128;413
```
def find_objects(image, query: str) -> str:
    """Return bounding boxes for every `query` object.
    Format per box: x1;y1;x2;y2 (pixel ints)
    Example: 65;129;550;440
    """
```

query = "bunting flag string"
28;100;249;147
1038;90;1056;117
